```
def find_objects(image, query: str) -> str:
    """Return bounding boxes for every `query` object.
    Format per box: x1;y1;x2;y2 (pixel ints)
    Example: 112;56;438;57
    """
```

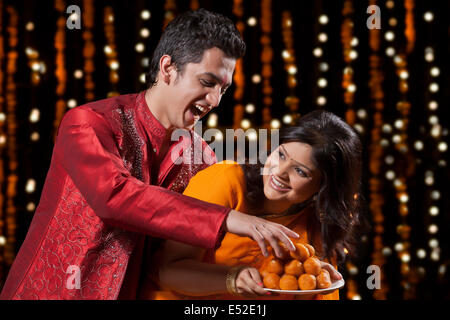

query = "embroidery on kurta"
14;104;147;300
112;107;144;181
14;180;136;300
168;132;212;193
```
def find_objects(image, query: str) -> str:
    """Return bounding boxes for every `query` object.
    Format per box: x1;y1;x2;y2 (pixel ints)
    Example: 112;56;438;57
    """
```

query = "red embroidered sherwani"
0;91;229;300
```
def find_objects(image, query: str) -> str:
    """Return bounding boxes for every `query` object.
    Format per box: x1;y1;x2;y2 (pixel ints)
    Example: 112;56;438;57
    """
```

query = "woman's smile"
269;174;291;192
262;142;321;214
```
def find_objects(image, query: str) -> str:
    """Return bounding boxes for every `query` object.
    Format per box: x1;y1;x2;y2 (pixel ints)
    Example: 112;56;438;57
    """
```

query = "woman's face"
262;142;321;213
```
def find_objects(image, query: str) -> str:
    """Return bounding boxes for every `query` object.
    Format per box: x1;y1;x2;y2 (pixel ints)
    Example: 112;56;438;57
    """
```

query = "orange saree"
142;161;339;300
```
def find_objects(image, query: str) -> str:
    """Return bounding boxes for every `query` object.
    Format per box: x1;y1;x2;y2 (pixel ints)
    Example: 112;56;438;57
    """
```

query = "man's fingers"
269;224;296;251
279;224;300;239
269;240;284;258
231;213;299;257
257;226;283;258
279;229;296;251
253;226;269;257
258;225;290;259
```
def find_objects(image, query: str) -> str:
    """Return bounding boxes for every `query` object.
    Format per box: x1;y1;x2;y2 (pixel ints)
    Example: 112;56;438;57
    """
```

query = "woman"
144;110;363;299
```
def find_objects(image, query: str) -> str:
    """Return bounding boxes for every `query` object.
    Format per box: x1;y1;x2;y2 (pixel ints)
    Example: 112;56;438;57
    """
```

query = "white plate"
264;278;345;295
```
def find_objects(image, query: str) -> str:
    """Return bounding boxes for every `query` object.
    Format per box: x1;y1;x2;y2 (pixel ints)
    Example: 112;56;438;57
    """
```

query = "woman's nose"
273;159;290;179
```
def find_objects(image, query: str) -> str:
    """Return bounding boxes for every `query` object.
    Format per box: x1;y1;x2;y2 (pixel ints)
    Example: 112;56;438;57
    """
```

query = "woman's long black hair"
241;110;365;264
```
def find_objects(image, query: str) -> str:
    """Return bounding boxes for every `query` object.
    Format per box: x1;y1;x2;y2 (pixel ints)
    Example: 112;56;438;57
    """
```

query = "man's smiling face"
162;47;236;130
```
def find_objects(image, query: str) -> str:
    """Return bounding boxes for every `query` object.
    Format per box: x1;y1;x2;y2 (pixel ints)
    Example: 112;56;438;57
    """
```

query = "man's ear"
159;55;176;84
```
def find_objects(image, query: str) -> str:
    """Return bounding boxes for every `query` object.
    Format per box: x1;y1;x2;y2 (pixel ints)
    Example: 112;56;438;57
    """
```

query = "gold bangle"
226;266;245;296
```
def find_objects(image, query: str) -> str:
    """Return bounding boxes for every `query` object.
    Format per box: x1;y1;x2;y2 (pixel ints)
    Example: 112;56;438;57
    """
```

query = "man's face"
163;47;236;130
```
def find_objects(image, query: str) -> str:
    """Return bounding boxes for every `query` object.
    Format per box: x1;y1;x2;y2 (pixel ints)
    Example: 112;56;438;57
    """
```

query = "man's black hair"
146;8;246;87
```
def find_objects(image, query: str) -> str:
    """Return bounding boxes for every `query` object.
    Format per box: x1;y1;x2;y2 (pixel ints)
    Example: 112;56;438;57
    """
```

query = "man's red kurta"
0;91;229;299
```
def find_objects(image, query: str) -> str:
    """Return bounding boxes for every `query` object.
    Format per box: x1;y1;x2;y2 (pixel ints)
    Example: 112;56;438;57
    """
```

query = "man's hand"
225;210;299;258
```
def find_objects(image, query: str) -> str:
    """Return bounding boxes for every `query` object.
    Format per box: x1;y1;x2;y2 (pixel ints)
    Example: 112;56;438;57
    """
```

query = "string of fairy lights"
54;0;67;139
391;0;415;299
0;1;447;299
341;0;359;127
280;10;298;126
0;0;5;276
104;6;119;97
367;0;389;300
231;0;245;131
375;0;414;299
23;1;52;216
379;0;447;299
239;14;257;133
82;0;95;102
420;6;447;287
339;0;361;300
366;0;387;301
163;0;176;29
137;9;151;86
314;12;329;108
3;4;19;273
259;0;273;130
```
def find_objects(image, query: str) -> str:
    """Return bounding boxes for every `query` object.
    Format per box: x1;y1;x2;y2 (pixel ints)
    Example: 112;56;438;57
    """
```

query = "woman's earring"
319;211;325;223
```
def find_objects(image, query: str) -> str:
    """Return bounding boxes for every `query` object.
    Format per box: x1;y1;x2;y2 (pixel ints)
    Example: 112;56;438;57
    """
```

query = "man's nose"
206;87;221;108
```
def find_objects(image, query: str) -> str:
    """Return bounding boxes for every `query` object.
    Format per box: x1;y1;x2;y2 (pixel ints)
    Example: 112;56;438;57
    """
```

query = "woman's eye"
295;167;307;178
278;150;285;159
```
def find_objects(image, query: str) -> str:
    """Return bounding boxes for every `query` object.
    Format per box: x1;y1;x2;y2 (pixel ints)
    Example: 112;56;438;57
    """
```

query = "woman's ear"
159;55;176;84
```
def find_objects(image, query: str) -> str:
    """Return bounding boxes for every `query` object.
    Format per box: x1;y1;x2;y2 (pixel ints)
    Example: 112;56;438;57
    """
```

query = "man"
0;9;297;300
